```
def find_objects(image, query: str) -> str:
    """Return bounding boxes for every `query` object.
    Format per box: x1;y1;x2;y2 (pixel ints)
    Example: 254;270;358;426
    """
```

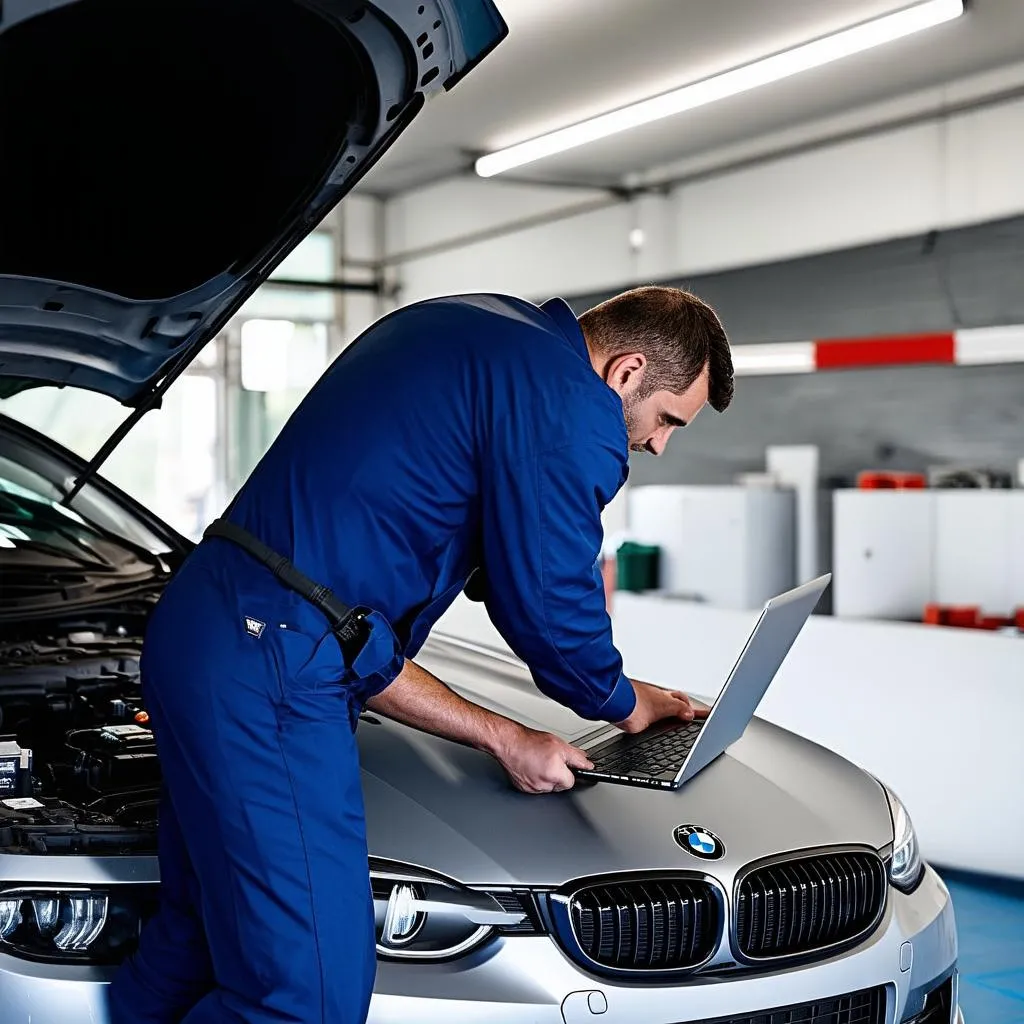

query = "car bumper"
0;866;960;1024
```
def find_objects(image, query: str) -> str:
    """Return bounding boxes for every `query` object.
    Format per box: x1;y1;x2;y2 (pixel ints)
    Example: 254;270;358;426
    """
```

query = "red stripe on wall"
814;332;956;370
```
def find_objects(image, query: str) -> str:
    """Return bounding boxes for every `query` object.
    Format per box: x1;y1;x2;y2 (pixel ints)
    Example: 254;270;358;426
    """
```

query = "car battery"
0;738;31;798
64;723;160;792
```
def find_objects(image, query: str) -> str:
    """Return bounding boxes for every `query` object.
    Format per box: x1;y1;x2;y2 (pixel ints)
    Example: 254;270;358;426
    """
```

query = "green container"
615;541;660;592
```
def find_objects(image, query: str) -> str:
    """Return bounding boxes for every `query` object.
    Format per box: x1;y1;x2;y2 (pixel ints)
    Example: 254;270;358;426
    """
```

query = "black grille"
568;879;718;970
684;986;885;1024
488;890;543;934
736;851;886;960
913;978;953;1022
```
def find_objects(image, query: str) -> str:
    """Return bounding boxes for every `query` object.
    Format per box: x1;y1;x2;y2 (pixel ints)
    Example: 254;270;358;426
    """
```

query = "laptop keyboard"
591;720;705;775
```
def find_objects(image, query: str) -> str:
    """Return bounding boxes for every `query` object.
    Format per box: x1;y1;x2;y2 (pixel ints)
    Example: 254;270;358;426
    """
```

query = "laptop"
570;574;831;790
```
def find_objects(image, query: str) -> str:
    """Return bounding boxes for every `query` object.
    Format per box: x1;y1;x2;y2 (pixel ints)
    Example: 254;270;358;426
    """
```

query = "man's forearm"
365;659;521;758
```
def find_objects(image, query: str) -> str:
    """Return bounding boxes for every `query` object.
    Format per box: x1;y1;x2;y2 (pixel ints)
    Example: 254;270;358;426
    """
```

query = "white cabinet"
628;485;795;610
834;489;1024;620
1013;494;1024;611
833;491;934;620
935;491;1024;614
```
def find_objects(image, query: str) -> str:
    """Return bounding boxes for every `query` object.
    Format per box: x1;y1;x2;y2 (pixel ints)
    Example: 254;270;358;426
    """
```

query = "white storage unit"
833;491;934;619
1014;494;1024;609
834;489;1024;619
628;485;795;610
934;491;1024;614
766;445;820;584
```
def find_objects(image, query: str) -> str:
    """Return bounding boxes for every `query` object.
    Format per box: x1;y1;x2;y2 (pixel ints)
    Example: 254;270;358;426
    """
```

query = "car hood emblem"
674;824;725;860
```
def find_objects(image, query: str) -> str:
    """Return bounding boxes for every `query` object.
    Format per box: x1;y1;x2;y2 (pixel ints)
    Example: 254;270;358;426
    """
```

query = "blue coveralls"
109;295;638;1024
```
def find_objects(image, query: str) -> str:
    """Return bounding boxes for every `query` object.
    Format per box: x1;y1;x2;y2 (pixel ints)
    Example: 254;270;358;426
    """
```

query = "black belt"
202;518;368;653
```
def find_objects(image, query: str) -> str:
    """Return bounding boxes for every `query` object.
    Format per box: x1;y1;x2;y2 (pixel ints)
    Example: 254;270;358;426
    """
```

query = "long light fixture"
475;0;965;178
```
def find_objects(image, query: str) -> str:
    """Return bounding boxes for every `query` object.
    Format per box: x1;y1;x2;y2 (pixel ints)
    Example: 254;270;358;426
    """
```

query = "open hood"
0;0;506;407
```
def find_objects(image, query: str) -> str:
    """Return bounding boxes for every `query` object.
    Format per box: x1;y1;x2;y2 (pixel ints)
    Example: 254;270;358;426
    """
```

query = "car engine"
0;613;159;855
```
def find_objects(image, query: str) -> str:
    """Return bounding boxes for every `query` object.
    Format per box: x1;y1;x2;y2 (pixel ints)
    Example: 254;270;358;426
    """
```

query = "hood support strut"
61;344;198;505
60;268;390;505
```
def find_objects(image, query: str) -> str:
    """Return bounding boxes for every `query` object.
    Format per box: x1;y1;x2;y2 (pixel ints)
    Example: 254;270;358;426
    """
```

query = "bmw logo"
673;824;725;860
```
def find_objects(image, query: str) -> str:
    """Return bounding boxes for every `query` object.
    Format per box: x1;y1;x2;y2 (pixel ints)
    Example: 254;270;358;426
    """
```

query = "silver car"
0;0;961;1021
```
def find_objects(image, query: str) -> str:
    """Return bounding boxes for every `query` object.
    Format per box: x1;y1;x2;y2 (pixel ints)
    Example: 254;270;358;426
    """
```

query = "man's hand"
366;659;593;794
615;680;710;735
494;723;594;794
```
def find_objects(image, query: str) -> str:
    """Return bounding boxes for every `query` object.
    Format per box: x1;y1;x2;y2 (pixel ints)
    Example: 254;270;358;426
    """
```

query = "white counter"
436;593;1024;881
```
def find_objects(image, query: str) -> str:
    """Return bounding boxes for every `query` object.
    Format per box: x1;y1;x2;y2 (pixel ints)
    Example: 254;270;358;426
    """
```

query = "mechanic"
109;286;734;1024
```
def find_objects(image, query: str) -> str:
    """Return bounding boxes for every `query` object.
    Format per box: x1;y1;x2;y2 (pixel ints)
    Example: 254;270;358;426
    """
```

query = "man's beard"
622;393;649;454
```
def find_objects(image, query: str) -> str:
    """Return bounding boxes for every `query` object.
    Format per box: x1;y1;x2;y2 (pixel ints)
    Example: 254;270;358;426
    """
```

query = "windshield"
0;439;172;558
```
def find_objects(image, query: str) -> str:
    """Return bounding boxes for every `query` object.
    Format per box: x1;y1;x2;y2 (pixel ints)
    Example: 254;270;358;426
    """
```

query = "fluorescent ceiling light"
475;0;964;177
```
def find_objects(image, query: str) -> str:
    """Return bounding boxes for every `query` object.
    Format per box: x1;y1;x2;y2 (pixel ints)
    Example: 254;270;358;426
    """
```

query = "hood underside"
0;0;506;405
359;637;895;887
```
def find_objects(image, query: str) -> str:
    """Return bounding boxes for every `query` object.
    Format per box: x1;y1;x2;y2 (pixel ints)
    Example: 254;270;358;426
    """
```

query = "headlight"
884;786;924;892
0;886;157;964
370;861;540;961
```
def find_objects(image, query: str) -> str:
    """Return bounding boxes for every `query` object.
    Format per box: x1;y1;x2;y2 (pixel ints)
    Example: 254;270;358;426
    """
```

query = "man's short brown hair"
578;286;734;412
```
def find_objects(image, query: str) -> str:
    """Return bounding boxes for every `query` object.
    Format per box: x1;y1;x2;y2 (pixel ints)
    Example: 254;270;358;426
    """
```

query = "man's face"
621;367;710;456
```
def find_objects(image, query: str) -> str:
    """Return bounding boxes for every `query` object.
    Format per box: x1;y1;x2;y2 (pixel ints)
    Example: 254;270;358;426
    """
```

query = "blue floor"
939;868;1024;1023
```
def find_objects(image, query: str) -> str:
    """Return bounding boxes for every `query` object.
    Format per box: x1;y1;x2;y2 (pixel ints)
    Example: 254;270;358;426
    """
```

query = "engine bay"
0;614;160;855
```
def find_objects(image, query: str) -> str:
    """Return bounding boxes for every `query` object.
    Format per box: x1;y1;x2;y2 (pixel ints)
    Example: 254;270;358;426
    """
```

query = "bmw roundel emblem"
673;824;725;860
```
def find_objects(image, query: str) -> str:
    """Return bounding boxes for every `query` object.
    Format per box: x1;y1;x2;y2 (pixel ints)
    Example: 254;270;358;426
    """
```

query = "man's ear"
604;352;646;397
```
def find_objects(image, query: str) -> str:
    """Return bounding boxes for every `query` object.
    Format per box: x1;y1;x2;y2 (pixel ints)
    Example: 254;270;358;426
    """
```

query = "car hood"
359;637;895;886
0;0;506;405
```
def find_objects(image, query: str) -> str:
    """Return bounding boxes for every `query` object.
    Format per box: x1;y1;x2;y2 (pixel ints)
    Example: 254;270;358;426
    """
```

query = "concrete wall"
383;61;1024;304
622;360;1024;487
365;65;1024;531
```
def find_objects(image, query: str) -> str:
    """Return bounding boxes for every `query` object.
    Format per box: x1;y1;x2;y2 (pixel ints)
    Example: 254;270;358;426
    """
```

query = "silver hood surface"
359;636;895;887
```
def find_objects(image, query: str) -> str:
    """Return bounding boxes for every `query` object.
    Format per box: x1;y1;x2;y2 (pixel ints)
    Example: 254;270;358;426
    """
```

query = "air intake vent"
693;986;885;1024
911;977;953;1022
487;890;543;934
564;879;718;971
736;850;886;960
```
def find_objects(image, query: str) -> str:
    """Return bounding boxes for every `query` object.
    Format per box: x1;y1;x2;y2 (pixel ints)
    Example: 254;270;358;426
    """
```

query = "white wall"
385;61;1024;306
385;179;647;301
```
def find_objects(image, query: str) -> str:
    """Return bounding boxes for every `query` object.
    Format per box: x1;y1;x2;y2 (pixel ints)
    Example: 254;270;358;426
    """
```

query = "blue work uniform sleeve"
480;437;637;723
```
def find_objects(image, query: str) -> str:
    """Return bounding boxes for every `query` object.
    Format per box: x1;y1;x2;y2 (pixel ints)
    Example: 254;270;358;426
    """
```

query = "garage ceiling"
362;0;1024;194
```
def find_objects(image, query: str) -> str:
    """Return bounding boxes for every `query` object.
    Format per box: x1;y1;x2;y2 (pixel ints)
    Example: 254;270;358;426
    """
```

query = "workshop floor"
940;868;1024;1023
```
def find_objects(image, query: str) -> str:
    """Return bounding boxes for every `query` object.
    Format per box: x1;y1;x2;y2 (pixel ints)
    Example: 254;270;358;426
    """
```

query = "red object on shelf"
947;606;981;628
923;604;981;628
978;616;1013;631
857;471;927;490
923;605;1020;630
